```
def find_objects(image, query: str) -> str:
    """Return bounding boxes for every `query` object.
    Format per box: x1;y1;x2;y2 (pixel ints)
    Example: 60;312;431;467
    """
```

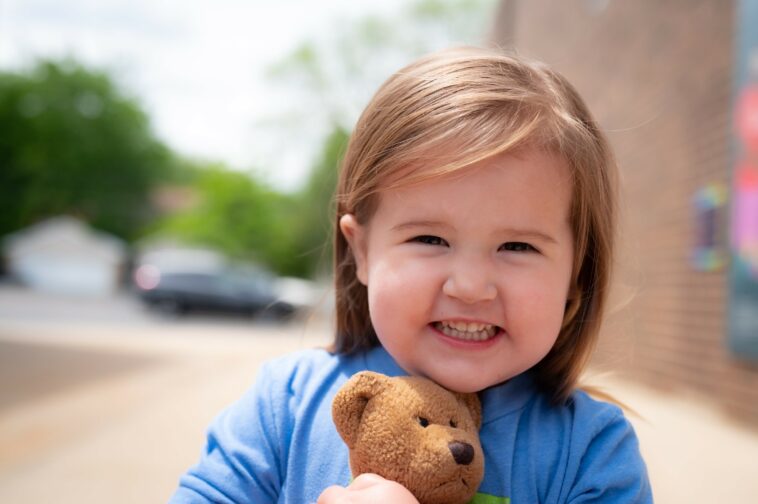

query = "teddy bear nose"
448;441;475;465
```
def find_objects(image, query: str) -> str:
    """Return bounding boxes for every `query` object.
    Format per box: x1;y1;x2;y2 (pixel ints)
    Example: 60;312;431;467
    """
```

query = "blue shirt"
170;346;652;503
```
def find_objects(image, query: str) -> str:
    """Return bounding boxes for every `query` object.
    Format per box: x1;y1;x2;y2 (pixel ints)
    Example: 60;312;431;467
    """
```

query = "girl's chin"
428;374;505;394
411;361;512;393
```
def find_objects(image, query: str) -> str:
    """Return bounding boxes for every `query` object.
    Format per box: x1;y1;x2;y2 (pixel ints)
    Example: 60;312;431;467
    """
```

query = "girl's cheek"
518;279;569;329
367;256;432;311
372;260;424;291
371;249;424;279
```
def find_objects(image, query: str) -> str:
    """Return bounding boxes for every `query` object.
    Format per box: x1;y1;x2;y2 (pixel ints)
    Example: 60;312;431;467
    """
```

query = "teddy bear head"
332;371;484;504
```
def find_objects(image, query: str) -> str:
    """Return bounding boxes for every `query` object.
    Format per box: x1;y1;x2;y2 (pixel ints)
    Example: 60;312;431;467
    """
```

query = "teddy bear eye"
449;419;457;428
417;416;430;428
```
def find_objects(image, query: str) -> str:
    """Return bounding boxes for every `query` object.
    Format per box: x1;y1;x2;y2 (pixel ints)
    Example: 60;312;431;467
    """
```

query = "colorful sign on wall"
728;0;758;360
692;183;727;272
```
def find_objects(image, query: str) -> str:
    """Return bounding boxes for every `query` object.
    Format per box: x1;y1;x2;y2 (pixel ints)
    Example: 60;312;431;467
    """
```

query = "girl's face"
340;149;575;393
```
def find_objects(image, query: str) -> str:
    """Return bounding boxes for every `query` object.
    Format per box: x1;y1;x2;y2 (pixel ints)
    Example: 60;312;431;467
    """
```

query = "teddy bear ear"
455;392;482;430
332;371;390;447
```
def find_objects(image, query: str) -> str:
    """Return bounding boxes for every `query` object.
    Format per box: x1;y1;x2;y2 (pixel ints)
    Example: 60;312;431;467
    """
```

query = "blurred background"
1;0;757;502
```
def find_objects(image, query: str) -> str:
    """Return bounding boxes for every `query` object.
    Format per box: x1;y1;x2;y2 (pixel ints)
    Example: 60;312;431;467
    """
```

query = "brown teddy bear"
332;371;484;504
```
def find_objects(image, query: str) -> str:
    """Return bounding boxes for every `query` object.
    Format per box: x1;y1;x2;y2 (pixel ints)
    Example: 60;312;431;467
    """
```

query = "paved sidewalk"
597;376;758;503
0;319;756;503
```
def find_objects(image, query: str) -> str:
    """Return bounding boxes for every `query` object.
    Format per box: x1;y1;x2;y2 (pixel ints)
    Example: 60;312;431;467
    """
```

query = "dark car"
133;264;295;319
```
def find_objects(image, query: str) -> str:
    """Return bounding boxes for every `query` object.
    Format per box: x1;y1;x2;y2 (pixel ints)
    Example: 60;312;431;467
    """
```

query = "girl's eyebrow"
392;221;558;244
391;220;451;232
497;228;558;245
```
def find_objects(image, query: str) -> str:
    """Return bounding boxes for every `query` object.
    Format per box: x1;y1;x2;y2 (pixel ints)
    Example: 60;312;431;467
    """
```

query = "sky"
0;0;495;190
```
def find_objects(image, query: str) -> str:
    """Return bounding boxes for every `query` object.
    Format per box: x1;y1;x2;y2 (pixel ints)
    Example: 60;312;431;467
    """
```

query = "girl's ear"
339;214;369;285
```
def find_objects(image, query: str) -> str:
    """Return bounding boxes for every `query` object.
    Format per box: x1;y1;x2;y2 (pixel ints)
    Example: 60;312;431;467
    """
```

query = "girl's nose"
442;260;497;304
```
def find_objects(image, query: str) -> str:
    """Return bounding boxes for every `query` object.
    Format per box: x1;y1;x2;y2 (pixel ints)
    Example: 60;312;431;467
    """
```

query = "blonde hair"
332;47;617;404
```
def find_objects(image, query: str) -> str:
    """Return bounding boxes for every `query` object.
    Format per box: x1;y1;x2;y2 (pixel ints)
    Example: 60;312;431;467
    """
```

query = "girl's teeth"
434;321;498;341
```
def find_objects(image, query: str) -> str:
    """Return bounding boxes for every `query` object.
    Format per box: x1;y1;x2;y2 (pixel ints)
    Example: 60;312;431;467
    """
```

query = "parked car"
133;263;295;319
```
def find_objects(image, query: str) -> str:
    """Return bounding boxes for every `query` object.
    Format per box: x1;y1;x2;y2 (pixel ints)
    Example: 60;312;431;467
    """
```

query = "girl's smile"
340;148;575;393
431;320;500;342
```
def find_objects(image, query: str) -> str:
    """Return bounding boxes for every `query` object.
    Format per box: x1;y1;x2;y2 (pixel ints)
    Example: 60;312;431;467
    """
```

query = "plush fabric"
333;371;484;504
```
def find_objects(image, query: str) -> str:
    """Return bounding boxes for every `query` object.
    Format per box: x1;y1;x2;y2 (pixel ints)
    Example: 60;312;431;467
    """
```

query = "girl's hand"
317;473;419;504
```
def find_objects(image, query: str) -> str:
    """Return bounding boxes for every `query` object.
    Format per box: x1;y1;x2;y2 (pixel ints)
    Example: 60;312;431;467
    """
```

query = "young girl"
170;47;652;504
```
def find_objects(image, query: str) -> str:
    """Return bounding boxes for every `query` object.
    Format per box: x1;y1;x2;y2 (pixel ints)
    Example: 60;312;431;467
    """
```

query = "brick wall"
492;0;758;425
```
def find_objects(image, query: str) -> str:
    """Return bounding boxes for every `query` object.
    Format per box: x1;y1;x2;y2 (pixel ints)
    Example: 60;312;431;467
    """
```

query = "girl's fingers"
316;484;348;503
348;473;388;490
317;474;419;503
317;474;385;503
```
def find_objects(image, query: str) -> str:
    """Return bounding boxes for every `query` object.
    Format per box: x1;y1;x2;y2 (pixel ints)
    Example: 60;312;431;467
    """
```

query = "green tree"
152;127;348;279
267;0;498;137
291;126;349;277
154;165;303;276
0;59;172;240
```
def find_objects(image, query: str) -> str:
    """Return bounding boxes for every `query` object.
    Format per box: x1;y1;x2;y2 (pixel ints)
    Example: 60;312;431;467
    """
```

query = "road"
0;285;756;503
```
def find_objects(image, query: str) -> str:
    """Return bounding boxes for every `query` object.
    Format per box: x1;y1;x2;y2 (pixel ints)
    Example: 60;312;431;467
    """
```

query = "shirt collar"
479;372;538;423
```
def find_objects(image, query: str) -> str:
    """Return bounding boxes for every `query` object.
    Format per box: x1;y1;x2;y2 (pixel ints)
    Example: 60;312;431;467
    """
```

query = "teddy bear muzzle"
448;441;475;466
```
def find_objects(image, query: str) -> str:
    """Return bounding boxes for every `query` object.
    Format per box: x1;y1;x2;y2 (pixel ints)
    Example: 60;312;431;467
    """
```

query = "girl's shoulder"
258;347;338;382
481;374;642;470
254;347;345;397
252;345;401;403
478;376;651;502
259;344;406;385
481;373;629;428
567;386;630;428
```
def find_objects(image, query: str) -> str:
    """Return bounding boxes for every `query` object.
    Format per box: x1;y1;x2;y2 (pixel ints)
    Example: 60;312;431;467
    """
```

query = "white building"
3;216;127;295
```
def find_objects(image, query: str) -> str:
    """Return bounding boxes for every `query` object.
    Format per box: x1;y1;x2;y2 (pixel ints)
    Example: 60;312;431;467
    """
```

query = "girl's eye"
418;417;430;428
499;242;536;252
411;235;448;246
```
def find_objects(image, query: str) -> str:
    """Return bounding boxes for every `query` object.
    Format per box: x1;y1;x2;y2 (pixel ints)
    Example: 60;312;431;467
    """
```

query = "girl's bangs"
378;108;551;193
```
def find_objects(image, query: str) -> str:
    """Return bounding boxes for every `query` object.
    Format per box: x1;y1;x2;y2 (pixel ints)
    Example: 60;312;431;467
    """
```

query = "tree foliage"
289;126;349;277
153;127;348;279
267;0;499;136
153;165;296;275
0;59;173;240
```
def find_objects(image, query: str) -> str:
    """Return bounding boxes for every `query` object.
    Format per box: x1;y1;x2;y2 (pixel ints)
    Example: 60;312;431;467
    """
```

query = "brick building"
491;0;758;425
